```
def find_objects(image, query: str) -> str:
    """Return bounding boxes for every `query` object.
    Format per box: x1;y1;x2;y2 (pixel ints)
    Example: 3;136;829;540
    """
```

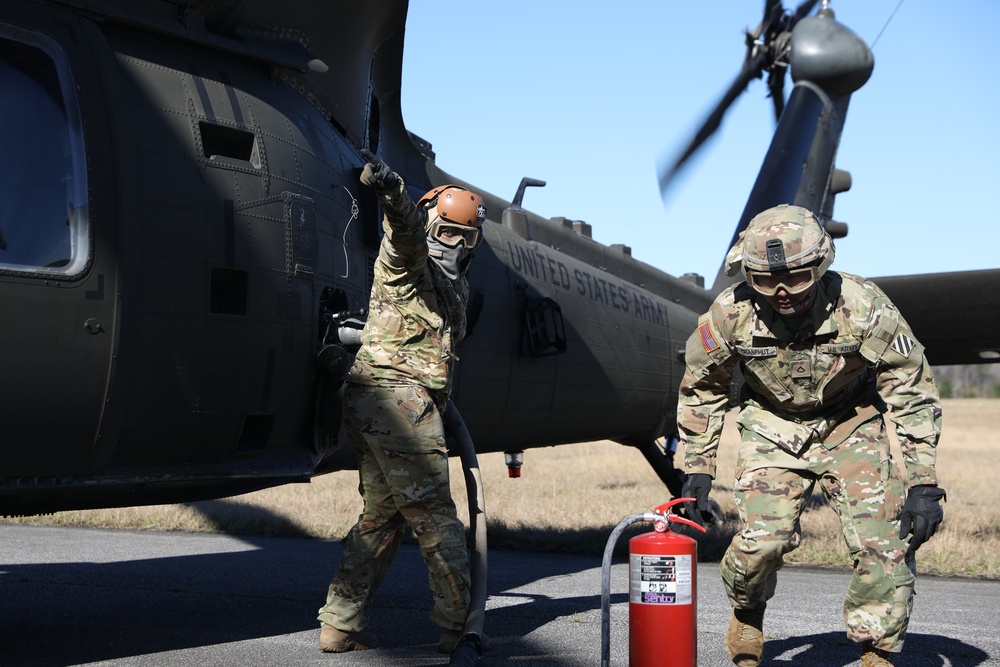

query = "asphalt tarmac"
1;523;997;666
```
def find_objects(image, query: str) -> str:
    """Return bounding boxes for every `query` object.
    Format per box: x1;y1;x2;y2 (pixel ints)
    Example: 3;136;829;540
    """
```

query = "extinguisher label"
629;554;693;605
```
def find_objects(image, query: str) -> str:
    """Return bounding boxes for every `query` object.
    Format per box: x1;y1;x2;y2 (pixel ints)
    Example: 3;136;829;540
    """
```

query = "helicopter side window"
0;27;89;277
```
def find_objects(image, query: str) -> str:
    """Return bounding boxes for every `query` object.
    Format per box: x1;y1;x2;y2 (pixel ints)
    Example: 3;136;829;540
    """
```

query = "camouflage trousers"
317;382;470;634
721;413;915;652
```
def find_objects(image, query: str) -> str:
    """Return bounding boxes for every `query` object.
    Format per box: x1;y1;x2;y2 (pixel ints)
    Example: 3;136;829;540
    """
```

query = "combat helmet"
418;184;487;249
740;204;834;296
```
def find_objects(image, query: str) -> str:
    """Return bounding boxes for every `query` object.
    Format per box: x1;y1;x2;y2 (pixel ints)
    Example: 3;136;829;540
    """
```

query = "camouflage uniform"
318;180;470;636
678;270;941;652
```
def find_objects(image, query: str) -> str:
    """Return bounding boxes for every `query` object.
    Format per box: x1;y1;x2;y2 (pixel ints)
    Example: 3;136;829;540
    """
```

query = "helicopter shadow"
0;513;326;666
0;500;618;667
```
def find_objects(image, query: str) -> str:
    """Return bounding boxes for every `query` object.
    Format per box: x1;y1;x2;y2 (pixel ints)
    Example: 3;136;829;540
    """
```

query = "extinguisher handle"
653;497;708;534
669;514;708;533
653;497;693;515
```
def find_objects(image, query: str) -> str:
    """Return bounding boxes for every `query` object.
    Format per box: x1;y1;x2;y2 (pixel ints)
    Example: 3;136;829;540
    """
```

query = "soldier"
317;150;487;654
677;204;945;667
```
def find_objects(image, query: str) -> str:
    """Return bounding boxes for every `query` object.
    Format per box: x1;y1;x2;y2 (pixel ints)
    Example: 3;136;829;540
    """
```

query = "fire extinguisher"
600;498;707;667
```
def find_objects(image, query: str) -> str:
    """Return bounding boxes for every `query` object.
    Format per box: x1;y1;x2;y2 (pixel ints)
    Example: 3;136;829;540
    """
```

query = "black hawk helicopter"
1;0;997;516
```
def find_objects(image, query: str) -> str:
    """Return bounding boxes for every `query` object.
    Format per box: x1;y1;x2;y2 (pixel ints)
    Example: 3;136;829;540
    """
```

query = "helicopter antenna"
870;0;905;49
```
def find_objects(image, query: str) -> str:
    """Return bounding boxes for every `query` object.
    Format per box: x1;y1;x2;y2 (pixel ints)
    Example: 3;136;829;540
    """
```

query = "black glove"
359;148;399;191
681;473;712;528
899;484;946;556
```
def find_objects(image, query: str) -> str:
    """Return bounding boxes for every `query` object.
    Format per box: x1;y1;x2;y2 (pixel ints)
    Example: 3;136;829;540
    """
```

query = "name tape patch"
820;342;861;355
735;345;777;358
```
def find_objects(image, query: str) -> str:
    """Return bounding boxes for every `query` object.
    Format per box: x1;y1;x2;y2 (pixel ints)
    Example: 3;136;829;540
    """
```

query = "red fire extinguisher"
630;498;706;666
600;498;706;667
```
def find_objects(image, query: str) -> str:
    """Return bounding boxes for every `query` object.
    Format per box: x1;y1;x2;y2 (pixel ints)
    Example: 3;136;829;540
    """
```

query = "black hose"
444;399;487;667
601;513;655;667
448;640;480;666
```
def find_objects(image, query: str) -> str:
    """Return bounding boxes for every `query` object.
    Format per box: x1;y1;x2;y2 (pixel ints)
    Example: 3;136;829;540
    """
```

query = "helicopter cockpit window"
0;27;89;277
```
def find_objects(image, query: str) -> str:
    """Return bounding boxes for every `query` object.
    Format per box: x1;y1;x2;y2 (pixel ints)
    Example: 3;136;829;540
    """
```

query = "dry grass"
4;399;998;579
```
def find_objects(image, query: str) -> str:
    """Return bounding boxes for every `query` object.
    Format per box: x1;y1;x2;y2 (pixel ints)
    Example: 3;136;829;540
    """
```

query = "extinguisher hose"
444;399;487;666
601;512;657;667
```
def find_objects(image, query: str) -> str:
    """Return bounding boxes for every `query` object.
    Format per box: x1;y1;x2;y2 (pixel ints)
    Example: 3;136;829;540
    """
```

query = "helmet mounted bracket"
765;238;787;271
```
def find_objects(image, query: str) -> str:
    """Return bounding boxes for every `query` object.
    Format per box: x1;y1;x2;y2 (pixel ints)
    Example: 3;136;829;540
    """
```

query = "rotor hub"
789;8;874;96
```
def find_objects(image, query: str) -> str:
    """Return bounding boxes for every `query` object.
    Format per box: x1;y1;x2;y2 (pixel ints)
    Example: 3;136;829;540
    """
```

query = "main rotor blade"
767;64;786;121
657;52;766;198
657;0;820;201
765;0;818;122
791;0;821;23
762;0;785;34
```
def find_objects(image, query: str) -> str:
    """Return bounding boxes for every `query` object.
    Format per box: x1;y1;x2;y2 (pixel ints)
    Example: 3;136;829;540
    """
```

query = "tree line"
932;364;1000;398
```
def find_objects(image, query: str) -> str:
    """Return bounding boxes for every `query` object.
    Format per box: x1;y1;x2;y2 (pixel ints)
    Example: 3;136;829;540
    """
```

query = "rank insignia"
790;359;811;378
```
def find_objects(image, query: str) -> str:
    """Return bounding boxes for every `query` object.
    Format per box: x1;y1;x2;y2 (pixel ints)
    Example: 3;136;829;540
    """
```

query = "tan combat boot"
860;642;894;666
318;625;378;652
726;607;765;666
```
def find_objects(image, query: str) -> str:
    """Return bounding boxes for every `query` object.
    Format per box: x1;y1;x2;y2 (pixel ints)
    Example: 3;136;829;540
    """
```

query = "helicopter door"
0;26;114;476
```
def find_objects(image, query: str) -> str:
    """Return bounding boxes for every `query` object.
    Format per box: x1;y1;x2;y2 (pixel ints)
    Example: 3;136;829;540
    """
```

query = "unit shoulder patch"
891;332;916;357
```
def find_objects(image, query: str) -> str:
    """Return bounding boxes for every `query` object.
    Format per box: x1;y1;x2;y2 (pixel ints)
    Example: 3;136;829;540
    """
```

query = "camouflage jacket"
678;271;941;486
348;182;469;397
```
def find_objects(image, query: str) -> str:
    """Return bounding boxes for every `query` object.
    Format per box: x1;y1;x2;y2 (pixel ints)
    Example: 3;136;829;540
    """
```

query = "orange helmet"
418;185;487;227
419;184;487;249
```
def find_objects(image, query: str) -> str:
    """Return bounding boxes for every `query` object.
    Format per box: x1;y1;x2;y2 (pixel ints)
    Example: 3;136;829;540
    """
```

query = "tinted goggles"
428;219;482;249
746;266;818;296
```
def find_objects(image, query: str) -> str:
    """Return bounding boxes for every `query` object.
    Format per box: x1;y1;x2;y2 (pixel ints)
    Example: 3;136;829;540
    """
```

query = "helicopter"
1;0;997;517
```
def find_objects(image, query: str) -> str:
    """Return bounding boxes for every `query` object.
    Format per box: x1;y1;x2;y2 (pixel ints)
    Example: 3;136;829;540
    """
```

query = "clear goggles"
746;266;818;296
428;218;482;249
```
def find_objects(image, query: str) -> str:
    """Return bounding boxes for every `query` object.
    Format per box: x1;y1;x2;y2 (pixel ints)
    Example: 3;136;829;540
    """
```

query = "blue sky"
399;1;999;284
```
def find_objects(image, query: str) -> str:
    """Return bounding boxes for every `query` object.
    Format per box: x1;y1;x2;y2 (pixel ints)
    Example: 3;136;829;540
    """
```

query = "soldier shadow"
764;631;990;666
355;542;629;666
